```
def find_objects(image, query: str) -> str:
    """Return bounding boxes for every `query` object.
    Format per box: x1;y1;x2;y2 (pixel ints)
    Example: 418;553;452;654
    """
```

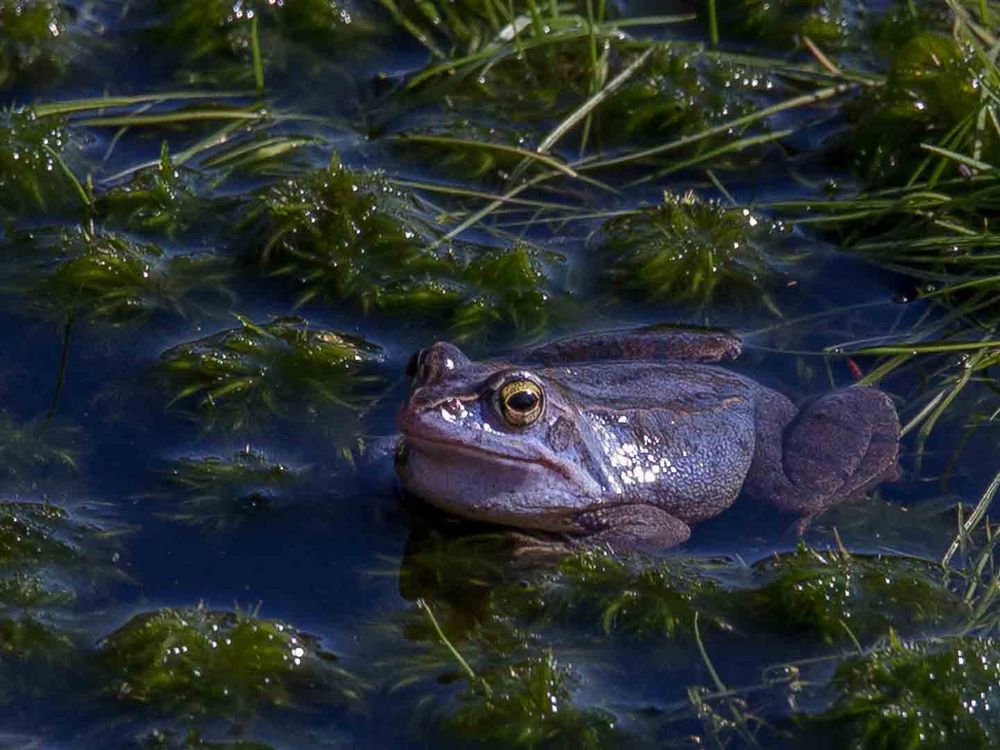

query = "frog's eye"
496;379;544;427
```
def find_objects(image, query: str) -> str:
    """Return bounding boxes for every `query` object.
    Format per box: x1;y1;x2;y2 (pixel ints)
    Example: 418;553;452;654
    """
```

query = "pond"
1;0;999;747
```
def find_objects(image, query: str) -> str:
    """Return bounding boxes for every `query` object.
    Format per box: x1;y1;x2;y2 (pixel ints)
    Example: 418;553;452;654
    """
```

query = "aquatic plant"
96;146;214;238
100;605;360;716
843;30;1000;186
750;545;965;644
706;0;852;51
157;315;384;429
504;549;726;640
0;108;76;217
0;501;82;568
149;0;367;86
157;448;304;526
802;635;1000;748
245;157;443;308
442;649;621;749
600;191;786;311
3;226;231;323
0;411;78;486
0;0;71;89
246;158;558;338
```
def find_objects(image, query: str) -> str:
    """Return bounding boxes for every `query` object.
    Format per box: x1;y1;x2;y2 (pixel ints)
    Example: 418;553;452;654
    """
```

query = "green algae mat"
1;0;1000;747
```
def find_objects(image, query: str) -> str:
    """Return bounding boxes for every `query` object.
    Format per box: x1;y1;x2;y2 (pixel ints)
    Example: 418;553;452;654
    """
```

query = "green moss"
0;0;70;89
0;501;80;568
0;574;73;608
2;226;231;323
600;191;785;310
157;315;384;430
245;157;444;308
0;411;78;485
597;50;770;148
150;0;367;83
0;109;75;217
245;158;558;338
158;448;302;525
0;614;73;661
101;605;359;716
443;650;620;749
503;550;726;640
803;636;1000;748
844;32;996;186
749;546;965;644
445;245;553;341
715;0;850;50
95;147;212;237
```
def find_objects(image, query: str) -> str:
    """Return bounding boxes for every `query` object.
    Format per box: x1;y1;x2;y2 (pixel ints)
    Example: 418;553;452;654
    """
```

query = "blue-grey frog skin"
395;326;900;551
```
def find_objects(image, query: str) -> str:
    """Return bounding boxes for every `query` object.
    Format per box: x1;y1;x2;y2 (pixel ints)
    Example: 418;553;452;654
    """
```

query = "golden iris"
497;379;544;427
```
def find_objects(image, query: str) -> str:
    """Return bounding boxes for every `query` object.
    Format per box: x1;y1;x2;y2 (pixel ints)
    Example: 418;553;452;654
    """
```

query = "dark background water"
1;0;998;747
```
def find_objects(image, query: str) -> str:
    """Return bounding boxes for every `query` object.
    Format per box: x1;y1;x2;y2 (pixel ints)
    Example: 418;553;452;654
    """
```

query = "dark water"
1;0;998;747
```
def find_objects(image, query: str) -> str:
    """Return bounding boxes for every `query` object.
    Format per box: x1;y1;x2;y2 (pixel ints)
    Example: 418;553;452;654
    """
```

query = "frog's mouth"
395;435;585;531
399;431;569;480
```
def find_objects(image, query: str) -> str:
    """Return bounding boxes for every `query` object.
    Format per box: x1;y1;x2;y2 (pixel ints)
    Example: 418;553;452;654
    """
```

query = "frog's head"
396;341;599;530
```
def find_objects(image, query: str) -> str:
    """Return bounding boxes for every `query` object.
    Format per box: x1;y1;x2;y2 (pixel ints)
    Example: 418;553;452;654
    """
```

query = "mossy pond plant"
0;0;997;746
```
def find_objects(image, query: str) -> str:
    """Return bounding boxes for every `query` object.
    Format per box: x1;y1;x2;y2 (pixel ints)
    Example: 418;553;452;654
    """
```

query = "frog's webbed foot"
769;387;900;518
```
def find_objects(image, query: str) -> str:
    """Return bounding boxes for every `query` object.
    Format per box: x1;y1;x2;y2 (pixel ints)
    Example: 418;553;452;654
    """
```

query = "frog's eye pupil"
507;390;538;412
497;378;544;427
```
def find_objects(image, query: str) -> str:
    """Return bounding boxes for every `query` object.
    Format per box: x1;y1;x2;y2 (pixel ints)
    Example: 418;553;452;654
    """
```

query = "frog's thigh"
771;387;900;516
575;504;691;551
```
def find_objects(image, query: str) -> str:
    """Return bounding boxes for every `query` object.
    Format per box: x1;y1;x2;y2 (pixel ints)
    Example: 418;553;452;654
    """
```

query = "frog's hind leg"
766;387;900;518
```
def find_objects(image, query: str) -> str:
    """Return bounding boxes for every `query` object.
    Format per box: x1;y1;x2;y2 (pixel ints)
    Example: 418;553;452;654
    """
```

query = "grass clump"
157;315;384;430
4;226;231;323
0;109;75;217
748;545;964;645
157;448;303;526
801;635;1000;748
100;605;359;717
442;649;621;749
599;191;786;311
0;0;71;89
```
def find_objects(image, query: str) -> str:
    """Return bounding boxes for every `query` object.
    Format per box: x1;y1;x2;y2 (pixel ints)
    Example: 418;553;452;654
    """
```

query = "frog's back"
536;361;759;522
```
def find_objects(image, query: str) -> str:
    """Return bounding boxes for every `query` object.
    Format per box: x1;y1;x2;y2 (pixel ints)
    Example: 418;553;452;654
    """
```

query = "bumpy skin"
395;326;900;551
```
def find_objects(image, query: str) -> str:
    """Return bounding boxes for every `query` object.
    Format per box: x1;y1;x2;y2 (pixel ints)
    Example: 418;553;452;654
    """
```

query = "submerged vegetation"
100;605;360;716
157;315;384;430
0;0;998;746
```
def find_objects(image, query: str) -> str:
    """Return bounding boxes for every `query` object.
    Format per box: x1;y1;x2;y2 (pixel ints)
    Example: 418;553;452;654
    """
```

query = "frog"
395;325;900;551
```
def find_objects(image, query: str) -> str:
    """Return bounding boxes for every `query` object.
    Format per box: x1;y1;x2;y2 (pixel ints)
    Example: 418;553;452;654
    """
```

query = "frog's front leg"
749;387;900;519
573;503;691;551
511;503;690;558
